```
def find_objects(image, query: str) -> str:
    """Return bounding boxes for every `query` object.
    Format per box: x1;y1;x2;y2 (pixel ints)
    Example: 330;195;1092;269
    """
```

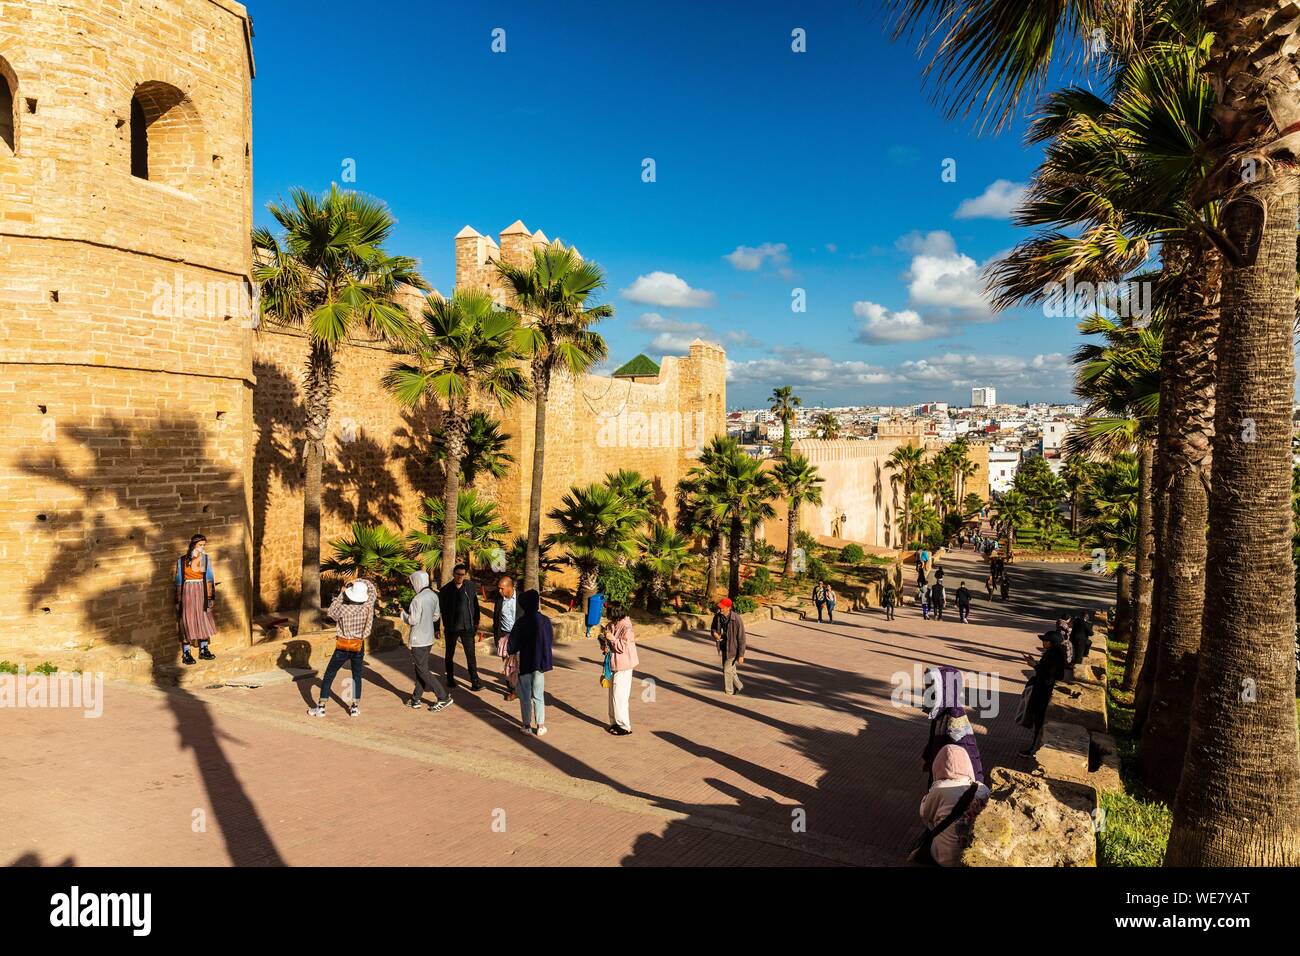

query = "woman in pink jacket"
600;603;639;736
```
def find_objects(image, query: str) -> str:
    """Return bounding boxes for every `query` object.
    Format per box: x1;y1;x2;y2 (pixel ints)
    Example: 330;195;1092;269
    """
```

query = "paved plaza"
6;553;1111;867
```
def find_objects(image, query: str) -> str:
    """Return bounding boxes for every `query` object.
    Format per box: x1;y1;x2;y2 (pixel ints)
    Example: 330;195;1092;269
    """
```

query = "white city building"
972;387;997;407
988;447;1020;494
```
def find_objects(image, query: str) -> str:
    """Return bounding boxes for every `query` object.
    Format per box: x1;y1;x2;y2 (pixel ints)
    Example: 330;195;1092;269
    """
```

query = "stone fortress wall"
0;0;257;660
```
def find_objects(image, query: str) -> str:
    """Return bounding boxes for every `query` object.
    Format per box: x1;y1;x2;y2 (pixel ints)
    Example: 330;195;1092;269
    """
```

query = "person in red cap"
710;597;747;695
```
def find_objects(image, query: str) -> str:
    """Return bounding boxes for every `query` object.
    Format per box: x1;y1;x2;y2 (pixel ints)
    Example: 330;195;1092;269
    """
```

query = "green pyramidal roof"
612;354;660;377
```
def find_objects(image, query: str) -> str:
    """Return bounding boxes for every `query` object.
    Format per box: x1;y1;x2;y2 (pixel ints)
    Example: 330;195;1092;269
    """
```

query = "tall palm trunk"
1166;173;1300;866
298;342;335;632
727;514;743;600
783;498;800;576
1138;261;1219;799
523;362;550;592
902;487;912;549
1121;444;1155;691
1115;566;1131;643
440;408;467;586
704;528;722;602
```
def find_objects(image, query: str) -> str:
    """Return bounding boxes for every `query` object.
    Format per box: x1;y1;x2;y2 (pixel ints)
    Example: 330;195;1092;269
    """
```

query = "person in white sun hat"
310;577;377;718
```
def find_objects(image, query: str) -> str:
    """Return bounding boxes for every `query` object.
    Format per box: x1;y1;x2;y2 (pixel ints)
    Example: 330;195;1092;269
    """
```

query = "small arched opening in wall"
0;55;18;156
129;80;204;191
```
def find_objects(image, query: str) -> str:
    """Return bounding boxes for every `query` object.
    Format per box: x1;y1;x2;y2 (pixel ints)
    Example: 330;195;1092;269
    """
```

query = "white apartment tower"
972;386;997;407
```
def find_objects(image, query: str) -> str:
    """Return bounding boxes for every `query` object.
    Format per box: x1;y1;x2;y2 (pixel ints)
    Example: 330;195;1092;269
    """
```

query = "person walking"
920;582;932;621
492;573;520;702
600;602;638;735
310;578;376;718
999;572;1010;603
812;581;827;622
507;589;553;736
711;597;747;696
439;563;483;691
955;582;972;623
174;533;217;666
985;573;995;601
881;581;897;621
931;579;947;621
821;581;837;623
400;569;451;712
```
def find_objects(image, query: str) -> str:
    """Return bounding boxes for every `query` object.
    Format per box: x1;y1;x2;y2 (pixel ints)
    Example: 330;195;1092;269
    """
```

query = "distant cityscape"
729;386;1086;495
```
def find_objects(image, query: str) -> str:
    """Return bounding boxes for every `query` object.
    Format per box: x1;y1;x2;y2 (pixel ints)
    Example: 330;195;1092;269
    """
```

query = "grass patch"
1013;525;1083;552
1096;622;1172;867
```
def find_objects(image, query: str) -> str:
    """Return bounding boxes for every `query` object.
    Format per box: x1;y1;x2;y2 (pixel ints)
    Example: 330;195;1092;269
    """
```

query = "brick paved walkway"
5;552;1110;866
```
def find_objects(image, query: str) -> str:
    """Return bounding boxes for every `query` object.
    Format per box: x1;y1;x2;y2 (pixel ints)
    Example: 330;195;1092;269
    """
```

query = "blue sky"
249;0;1099;409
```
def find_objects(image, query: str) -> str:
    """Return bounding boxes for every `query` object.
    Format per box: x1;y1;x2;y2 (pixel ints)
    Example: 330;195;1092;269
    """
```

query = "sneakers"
520;723;534;734
609;726;631;736
470;681;485;692
349;702;360;718
535;725;548;737
308;703;326;717
407;698;424;709
428;698;452;713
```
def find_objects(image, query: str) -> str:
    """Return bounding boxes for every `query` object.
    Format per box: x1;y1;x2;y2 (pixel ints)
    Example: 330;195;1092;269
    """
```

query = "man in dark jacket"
1019;631;1067;756
1068;611;1094;680
955;582;972;623
710;597;747;696
439;564;482;691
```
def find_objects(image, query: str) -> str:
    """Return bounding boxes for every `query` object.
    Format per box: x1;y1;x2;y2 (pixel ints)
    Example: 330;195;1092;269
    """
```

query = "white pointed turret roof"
454;225;481;239
531;229;550;244
500;219;531;236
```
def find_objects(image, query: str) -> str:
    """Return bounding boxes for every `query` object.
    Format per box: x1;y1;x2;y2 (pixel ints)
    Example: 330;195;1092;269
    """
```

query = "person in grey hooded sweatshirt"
400;569;452;712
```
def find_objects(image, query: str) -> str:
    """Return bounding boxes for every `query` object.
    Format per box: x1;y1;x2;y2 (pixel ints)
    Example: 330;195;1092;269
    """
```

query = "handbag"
908;781;981;865
600;651;613;688
1014;676;1036;728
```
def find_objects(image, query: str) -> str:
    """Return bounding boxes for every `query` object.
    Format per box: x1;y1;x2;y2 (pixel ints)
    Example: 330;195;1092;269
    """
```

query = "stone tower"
0;0;257;661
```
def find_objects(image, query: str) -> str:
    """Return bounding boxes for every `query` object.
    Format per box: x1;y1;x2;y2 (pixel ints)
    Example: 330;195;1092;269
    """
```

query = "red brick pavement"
4;552;1110;866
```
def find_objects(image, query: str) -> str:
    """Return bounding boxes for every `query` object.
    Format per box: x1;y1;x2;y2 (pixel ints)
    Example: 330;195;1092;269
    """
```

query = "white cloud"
631;312;760;356
895;230;994;317
954;179;1028;220
853;301;949;343
724;242;790;272
621;272;716;308
726;347;1072;400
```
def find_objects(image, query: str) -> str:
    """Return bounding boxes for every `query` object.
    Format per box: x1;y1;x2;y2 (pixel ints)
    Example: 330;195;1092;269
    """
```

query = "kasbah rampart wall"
0;0;969;667
0;0;726;660
0;0;257;663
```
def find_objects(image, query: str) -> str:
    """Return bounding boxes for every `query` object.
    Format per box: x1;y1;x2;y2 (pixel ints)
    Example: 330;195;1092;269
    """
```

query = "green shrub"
1098;790;1171;867
733;595;758;614
804;556;830;582
839;543;865;563
794;530;818;553
741;565;776;596
0;661;17;674
679;601;700;615
33;661;57;675
598;563;636;605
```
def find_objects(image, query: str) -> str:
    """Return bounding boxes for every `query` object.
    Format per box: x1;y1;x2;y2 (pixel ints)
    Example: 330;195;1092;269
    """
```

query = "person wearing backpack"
912;744;990;866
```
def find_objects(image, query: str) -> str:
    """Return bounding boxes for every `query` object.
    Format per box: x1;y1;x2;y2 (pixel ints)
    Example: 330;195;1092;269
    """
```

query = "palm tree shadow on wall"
17;413;286;866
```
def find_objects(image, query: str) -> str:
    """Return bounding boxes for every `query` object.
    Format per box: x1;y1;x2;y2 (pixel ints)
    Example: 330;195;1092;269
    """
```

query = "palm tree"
887;443;926;547
963;492;985;517
1032;471;1069;550
253;185;427;631
769;386;802;458
1060;457;1094;537
505;534;561;590
1085;452;1140;621
702;437;779;600
495;242;613;592
677;445;731;602
814;411;840;440
545;482;644;609
995;490;1029;561
604;469;659;526
773;454;825;577
432;411;515;489
384;289;529;583
408;490;510;575
322;522;417;605
637;521;689;612
889;0;1300;870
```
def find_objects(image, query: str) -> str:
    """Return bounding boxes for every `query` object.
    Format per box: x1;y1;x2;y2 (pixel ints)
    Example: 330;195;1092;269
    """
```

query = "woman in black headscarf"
506;590;554;736
1019;630;1068;756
